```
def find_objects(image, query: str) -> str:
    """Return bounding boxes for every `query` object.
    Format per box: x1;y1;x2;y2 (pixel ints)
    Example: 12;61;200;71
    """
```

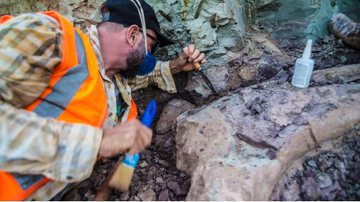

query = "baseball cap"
104;0;174;47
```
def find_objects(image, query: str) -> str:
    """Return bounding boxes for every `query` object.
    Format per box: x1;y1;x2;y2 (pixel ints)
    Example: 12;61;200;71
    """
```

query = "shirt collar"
87;25;112;83
87;25;133;106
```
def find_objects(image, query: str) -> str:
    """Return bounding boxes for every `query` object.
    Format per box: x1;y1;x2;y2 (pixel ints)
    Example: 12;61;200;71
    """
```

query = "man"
330;13;360;49
0;0;205;200
99;0;206;80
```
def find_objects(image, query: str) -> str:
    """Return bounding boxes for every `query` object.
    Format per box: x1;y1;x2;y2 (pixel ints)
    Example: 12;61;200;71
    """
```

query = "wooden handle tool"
193;62;201;70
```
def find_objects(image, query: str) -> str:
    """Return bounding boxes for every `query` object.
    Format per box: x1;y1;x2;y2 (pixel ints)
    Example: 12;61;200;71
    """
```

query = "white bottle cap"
302;39;313;60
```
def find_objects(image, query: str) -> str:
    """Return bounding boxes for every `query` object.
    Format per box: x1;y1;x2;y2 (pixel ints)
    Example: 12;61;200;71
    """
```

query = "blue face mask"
137;52;157;76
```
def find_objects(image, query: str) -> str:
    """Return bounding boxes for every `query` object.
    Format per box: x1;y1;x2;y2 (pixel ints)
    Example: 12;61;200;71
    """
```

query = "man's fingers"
183;44;206;64
183;44;196;56
127;126;152;154
194;53;206;63
189;49;200;62
128;146;140;154
100;119;154;157
135;127;150;150
141;127;152;148
188;44;195;54
183;47;189;56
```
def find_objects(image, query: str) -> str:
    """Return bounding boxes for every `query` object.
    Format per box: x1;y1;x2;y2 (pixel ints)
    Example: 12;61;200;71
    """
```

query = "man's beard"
121;40;146;78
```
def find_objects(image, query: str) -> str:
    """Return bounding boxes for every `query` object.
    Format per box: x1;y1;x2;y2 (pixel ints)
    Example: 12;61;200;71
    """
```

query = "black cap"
105;0;174;47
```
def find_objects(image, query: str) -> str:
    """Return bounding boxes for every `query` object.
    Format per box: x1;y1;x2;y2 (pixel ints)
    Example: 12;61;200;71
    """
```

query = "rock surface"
156;99;196;134
186;33;360;100
271;130;360;200
312;64;360;85
185;33;292;98
138;189;157;201
175;65;360;200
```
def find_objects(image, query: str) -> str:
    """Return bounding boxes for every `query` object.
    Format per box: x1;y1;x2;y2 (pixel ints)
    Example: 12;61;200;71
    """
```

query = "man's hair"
98;21;125;33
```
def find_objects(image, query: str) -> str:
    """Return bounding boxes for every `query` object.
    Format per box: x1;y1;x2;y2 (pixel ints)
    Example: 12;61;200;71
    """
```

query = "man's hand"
98;119;153;158
169;44;206;75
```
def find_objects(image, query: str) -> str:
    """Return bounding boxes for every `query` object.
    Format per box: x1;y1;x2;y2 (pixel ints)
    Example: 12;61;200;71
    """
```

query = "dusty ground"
64;33;359;201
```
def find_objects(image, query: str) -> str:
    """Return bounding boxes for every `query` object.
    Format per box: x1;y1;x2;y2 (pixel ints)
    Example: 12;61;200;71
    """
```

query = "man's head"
98;21;145;78
98;0;173;78
104;0;173;49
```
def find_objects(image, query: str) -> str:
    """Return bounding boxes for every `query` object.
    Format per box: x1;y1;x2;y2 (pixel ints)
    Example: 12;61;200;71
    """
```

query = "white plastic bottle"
291;39;315;88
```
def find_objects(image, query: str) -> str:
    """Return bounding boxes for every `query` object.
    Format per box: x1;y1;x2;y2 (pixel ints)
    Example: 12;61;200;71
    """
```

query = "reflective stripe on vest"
0;11;108;201
33;32;89;118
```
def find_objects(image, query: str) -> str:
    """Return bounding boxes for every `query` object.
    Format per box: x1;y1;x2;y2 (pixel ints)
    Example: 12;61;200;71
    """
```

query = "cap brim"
157;32;175;47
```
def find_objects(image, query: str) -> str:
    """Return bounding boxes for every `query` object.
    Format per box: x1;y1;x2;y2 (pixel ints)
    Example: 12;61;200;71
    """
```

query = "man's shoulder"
5;12;60;30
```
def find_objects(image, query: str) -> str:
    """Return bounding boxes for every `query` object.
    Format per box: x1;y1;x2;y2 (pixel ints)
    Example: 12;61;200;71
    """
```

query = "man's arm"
128;60;177;92
0;101;103;182
128;44;206;92
0;13;102;182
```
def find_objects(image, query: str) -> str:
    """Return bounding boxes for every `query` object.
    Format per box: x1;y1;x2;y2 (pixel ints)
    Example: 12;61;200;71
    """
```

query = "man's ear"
126;25;140;47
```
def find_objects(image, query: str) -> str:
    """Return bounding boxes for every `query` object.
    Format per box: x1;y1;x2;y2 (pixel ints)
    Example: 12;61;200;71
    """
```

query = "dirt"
64;33;359;201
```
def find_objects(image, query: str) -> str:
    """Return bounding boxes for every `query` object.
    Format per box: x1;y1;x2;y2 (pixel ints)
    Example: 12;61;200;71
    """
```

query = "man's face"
121;37;146;78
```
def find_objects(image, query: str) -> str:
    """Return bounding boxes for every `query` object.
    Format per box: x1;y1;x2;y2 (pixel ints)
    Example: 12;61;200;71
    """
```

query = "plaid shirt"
0;13;176;200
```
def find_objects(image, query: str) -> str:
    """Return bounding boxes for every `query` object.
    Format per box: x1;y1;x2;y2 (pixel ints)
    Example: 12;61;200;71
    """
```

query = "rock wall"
0;0;104;30
0;0;274;65
255;0;360;41
2;0;358;63
146;0;248;63
0;0;55;14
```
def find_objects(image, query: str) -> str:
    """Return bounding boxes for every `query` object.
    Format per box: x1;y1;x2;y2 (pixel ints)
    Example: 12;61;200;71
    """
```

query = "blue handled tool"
140;99;157;127
108;100;156;191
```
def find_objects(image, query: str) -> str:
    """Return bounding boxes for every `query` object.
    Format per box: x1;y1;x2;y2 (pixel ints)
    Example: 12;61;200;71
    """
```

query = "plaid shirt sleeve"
127;61;177;93
0;13;103;182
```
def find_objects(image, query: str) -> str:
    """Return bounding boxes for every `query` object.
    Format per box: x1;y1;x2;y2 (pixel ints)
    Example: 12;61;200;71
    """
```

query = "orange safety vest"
0;11;137;201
